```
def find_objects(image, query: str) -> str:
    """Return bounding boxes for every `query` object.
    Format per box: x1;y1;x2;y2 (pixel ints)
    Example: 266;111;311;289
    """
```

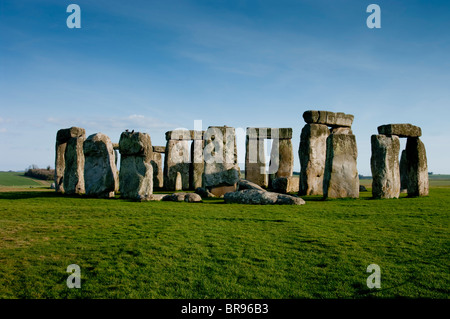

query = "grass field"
0;184;448;299
0;171;52;190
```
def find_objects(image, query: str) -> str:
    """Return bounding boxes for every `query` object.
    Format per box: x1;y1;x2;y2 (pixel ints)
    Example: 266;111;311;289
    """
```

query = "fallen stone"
272;176;299;194
209;184;237;197
224;189;305;205
184;193;203;202
237;179;266;191
195;187;216;198
377;124;422;138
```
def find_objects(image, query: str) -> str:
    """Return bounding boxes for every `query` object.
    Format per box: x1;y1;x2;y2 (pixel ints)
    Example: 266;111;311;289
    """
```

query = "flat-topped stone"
152;146;166;153
246;127;293;139
56;127;85;144
377;124;422;138
165;130;204;140
303;110;354;127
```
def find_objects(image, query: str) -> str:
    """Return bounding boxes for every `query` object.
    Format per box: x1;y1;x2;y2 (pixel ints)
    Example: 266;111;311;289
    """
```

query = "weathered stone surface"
143;194;168;201
112;143;119;150
330;127;353;135
119;131;153;200
184;193;202;202
370;134;401;199
195;187;216;198
237;179;266;191
323;132;359;198
164;139;190;191
190;139;204;190
359;185;368;192
269;138;293;179
303;110;354;127
165;130;204;140
406;137;429;196
224;189;305;205
377;124;422;138
83;133;119;198
151;152;164;189
163;192;187;202
245;135;268;187
299;124;330;195
400;150;408;193
63;135;86;195
246;127;292;139
175;172;183;191
209;184;237;197
272;176;299;194
55;127;86;193
152;146;166;153
203;126;240;188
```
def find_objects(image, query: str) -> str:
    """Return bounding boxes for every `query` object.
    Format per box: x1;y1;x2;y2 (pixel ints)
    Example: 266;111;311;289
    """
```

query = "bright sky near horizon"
1;0;449;175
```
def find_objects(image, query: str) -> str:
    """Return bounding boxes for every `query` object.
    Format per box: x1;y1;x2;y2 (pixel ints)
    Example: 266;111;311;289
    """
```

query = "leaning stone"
237;179;266;191
323;132;359;198
83;133;119;198
119;131;153;200
406;137;429;196
299;124;330;195
370;134;401;199
377;124;422;138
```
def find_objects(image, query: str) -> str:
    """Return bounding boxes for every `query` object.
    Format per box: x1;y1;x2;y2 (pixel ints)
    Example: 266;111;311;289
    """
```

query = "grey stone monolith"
83;133;119;198
406;137;429;196
298;124;330;195
370;134;401;199
400;150;408;193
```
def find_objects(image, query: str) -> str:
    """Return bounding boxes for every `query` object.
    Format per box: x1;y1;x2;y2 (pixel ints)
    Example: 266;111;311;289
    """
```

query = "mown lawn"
0;188;448;299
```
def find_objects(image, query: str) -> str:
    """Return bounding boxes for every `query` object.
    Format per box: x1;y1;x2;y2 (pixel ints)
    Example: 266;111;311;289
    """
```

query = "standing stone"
175;172;183;191
55;127;85;193
190;138;205;190
299;124;330;195
323;131;359;198
63;132;86;195
119;131;153;200
164;139;190;190
151;152;164;189
203;126;240;193
406;137;429;196
399;150;408;193
245;129;268;187
83;133;119;198
269;137;294;179
370;134;401;199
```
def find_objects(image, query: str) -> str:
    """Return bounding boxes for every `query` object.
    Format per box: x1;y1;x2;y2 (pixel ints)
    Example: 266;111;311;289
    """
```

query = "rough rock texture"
406;137;429;196
175;172;183;191
151;152;164;189
271;176;299;194
370;134;401;199
184;193;203;203
246;127;292;139
209;184;237;197
83;133;119;198
377;124;422;138
245;135;268;187
55;127;85;193
152;146;166;153
63;134;86;195
299;124;330;195
195;187;216;198
359;185;368;192
119;131;153;200
303;110;354;128
399;150;408;193
203;126;240;188
237;179;266;191
323;132;359;199
190;139;204;190
269;138;294;178
224;189;305;205
162;192;202;202
164;139;190;191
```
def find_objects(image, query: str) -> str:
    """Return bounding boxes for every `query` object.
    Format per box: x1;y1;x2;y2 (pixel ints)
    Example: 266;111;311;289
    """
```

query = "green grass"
0;171;49;188
0;188;448;299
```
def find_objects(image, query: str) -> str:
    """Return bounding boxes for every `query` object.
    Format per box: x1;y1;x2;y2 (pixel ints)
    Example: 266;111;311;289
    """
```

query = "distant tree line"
24;165;54;181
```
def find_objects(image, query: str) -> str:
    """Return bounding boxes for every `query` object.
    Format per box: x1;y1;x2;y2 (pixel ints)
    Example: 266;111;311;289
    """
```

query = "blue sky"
1;0;449;174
